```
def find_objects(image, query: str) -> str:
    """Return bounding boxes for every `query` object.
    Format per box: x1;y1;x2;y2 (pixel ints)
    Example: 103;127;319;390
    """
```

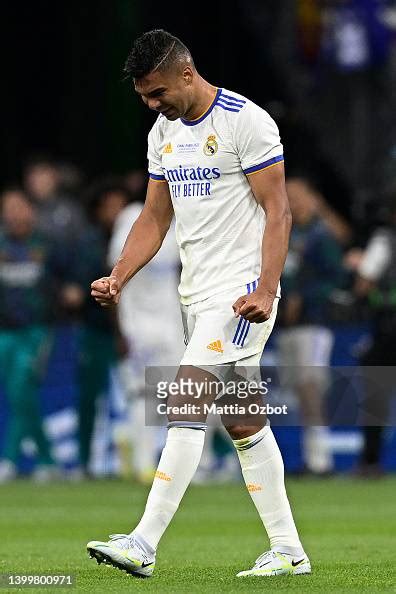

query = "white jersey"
148;87;283;306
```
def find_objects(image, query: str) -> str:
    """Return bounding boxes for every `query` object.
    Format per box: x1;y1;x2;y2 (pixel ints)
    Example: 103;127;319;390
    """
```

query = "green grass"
1;477;395;593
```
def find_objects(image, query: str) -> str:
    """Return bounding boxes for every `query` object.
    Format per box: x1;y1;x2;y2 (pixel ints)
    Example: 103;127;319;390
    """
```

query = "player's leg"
277;326;333;474
222;327;311;575
24;328;55;477
2;327;54;475
77;327;113;473
132;364;219;540
87;364;221;577
296;327;334;475
0;330;20;481
224;419;310;574
357;333;394;476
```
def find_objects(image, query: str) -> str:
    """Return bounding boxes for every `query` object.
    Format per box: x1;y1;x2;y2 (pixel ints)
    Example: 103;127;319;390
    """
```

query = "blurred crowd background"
1;0;396;483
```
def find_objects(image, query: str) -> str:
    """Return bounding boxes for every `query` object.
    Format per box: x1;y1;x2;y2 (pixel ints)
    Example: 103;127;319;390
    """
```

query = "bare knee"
224;424;264;440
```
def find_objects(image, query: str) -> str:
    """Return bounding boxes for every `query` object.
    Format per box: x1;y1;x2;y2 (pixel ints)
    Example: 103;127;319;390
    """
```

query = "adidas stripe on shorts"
180;282;279;370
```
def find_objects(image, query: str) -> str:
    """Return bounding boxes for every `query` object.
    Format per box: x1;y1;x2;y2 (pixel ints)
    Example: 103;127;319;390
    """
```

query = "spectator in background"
346;201;396;476
73;178;130;476
0;189;63;482
108;189;184;483
277;177;346;475
56;161;85;196
123;169;146;200
316;0;393;197
23;154;85;245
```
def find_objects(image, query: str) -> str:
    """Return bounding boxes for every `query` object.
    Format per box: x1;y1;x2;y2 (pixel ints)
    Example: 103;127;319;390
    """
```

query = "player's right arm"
91;178;172;306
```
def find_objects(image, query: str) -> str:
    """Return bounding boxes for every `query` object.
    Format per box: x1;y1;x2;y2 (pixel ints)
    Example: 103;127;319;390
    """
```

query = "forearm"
111;210;169;288
257;210;292;296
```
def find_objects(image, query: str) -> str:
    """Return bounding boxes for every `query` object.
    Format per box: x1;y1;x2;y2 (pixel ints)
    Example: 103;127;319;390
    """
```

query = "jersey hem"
180;344;266;367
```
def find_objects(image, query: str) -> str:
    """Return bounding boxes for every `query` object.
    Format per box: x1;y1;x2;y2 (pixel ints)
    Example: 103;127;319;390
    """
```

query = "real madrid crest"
203;134;218;156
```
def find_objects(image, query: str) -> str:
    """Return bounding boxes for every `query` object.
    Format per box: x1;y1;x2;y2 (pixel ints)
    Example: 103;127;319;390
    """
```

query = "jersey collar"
180;88;222;126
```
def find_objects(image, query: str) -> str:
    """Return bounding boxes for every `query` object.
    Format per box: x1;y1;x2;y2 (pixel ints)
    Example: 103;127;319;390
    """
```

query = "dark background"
2;0;396;227
2;0;279;175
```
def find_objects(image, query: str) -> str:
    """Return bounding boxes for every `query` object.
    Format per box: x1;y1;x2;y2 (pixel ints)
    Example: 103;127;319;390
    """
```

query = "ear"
182;66;194;85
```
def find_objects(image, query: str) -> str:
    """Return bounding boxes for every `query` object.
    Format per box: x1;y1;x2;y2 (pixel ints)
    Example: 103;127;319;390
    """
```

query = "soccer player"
87;29;311;578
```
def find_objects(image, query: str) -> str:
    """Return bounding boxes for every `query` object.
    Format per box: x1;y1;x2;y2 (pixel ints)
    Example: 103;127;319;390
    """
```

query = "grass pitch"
1;477;395;593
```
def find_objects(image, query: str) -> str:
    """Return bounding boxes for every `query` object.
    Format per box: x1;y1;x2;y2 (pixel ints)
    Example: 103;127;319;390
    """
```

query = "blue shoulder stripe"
217;104;241;113
220;92;246;104
218;96;245;108
217;101;243;112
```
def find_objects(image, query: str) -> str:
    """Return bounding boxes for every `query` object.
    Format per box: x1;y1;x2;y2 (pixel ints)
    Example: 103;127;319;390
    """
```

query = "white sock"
133;426;205;550
233;425;304;554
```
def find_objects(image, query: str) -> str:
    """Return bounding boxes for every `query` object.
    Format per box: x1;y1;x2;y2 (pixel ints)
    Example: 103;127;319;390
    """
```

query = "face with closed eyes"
134;66;195;121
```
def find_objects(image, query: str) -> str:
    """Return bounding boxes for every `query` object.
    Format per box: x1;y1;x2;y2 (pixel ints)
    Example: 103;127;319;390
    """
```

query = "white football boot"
237;549;311;577
87;533;155;577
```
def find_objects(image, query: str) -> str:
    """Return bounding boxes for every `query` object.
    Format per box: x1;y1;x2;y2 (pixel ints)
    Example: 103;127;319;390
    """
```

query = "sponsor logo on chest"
162;134;222;199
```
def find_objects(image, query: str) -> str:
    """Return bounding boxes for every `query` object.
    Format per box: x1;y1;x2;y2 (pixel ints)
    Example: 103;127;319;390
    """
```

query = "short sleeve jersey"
148;87;283;305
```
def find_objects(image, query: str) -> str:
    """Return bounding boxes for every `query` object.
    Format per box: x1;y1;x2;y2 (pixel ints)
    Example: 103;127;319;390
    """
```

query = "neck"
183;76;217;120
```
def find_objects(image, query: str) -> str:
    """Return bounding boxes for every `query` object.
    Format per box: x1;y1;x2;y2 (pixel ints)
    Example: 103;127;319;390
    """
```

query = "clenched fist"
232;289;275;323
91;276;121;307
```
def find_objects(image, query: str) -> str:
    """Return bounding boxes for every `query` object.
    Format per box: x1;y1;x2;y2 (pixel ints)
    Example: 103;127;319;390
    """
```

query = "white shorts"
180;283;279;368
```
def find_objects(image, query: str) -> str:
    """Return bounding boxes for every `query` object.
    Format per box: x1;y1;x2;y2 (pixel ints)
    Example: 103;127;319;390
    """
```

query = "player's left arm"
233;161;292;323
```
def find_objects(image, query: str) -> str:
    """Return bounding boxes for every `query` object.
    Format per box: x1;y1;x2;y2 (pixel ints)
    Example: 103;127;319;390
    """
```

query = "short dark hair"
23;152;57;173
123;29;193;80
84;176;134;221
